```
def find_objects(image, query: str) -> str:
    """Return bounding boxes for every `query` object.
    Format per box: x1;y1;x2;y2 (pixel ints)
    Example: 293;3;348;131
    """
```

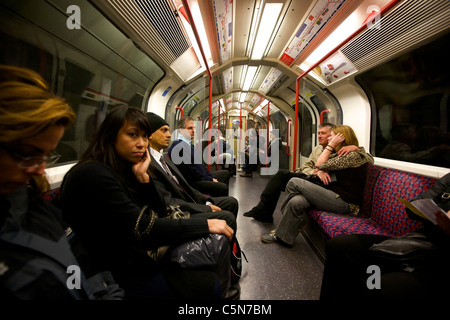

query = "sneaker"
261;230;278;243
261;230;292;247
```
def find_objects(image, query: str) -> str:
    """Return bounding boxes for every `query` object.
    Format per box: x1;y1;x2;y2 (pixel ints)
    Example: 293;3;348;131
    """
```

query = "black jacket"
60;161;209;280
0;186;123;299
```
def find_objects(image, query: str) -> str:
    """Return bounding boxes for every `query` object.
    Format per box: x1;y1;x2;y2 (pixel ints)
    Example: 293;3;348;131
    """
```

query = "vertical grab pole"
293;78;299;171
208;76;212;171
286;119;291;156
266;102;270;168
181;0;213;171
217;101;221;170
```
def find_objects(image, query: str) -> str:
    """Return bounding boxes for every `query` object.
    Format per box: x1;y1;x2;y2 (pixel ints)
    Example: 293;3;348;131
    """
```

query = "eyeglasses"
14;152;61;169
0;145;61;169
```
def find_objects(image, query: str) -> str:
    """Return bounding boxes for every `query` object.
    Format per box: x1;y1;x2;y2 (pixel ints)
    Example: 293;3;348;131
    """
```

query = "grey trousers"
275;177;350;245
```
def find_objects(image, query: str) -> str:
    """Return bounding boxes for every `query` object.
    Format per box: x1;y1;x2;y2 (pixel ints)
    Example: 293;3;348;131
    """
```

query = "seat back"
358;165;386;218
371;169;436;236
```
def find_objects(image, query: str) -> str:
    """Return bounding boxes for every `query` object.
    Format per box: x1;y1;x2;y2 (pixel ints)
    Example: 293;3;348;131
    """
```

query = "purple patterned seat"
358;164;385;218
307;166;437;239
370;168;436;236
309;210;393;237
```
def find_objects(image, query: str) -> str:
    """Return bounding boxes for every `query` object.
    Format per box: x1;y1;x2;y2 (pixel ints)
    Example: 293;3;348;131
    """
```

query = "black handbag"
369;232;439;270
134;204;190;261
169;234;233;298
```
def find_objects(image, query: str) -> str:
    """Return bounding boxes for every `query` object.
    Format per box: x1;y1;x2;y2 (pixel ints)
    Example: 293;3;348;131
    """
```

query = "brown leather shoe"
239;173;252;177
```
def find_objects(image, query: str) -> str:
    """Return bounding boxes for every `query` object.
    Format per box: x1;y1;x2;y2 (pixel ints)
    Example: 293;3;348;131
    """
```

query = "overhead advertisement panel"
213;0;233;64
313;50;357;85
280;0;346;66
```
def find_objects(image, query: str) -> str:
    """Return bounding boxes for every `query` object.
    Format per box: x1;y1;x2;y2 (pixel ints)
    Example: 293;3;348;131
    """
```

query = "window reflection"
0;1;164;166
357;32;450;168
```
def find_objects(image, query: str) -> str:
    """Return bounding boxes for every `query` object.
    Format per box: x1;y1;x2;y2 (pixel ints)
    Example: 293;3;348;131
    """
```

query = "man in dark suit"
146;113;238;230
168;116;232;197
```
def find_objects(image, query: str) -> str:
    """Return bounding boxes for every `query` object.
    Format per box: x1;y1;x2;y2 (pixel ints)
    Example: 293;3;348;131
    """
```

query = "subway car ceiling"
1;0;449;184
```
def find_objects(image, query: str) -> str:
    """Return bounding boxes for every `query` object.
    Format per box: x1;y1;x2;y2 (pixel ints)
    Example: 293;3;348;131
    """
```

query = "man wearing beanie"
146;112;238;219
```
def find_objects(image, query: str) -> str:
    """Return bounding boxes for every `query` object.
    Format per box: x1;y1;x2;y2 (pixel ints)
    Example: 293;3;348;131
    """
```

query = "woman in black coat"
60;105;233;299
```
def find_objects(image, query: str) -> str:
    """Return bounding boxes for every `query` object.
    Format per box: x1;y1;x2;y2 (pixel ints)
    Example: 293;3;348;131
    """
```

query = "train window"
0;0;164;166
297;79;342;162
357;32;450;168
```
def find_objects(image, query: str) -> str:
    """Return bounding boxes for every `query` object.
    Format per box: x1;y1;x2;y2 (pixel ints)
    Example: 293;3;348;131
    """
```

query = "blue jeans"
275;177;350;245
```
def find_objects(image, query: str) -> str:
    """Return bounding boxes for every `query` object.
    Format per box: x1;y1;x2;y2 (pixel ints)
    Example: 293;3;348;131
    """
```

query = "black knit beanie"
146;112;169;134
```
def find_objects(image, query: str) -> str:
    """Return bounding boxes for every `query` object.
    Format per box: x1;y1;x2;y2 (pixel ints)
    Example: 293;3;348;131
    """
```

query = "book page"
398;198;445;225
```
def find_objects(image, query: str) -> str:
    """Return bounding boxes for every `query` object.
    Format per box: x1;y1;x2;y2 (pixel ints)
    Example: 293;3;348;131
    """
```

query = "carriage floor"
228;170;324;300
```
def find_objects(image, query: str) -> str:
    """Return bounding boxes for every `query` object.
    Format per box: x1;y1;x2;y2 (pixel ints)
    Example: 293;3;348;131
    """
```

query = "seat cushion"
308;210;394;238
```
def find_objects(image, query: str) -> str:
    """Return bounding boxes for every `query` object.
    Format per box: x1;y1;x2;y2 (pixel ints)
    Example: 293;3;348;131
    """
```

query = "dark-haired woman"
60;105;233;299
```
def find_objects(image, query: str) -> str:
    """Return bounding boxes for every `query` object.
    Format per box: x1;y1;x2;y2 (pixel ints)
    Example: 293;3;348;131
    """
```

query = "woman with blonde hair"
262;125;372;246
0;65;123;299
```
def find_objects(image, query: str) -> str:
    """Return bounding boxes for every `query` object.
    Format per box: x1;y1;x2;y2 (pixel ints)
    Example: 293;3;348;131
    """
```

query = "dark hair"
78;106;151;180
319;122;336;131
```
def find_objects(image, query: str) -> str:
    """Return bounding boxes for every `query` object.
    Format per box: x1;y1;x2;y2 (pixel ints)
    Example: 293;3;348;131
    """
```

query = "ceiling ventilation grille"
135;0;190;58
341;0;450;72
107;0;191;66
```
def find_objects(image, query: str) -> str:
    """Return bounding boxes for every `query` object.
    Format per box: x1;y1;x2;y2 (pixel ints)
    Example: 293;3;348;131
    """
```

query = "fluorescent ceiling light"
178;1;212;68
253;99;268;114
190;2;212;63
302;0;388;68
304;12;358;66
242;66;258;91
251;3;283;60
239;92;247;103
253;105;263;114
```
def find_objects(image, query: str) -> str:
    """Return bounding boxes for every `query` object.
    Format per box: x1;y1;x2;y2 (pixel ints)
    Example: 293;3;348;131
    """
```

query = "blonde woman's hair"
0;65;76;194
0;65;76;143
332;125;359;152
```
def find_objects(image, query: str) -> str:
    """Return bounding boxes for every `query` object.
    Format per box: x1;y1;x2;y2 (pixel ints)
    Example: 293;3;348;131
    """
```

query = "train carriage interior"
1;0;449;300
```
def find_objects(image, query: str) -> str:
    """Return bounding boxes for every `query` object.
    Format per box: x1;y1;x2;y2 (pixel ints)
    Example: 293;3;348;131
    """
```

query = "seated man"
146;113;242;299
169;116;232;197
210;132;236;175
239;129;264;177
243;123;373;222
146;112;238;220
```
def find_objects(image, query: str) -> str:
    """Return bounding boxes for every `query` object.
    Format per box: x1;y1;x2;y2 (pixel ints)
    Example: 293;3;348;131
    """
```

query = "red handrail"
217;101;221;169
266;102;270;168
286;119;291;156
181;0;213;171
320;110;329;123
292;0;400;171
175;106;184;118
